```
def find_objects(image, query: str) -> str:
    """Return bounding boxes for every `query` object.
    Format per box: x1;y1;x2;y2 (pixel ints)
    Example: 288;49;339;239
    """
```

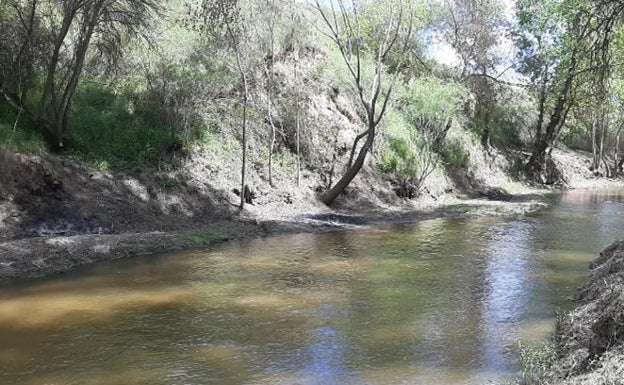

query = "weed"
0;105;46;153
541;191;557;202
455;204;475;213
517;342;556;384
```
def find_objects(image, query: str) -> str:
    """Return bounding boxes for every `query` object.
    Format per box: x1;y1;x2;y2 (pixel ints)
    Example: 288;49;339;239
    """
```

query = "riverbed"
1;189;623;385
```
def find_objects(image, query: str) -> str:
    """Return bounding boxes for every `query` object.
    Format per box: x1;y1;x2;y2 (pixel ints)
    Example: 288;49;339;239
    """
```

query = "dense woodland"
2;0;624;207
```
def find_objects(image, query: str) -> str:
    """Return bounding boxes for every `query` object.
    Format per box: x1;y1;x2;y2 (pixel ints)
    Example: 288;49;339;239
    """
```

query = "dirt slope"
538;241;624;385
0;136;621;281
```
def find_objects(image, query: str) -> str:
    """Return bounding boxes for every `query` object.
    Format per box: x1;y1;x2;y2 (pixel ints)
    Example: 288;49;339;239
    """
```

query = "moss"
455;204;475;213
541;191;557;202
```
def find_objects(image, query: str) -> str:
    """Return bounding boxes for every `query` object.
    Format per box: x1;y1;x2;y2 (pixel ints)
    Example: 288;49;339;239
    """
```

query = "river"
1;189;623;385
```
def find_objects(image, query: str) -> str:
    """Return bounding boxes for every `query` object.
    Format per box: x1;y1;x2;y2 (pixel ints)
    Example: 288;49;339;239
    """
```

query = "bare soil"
0;146;621;281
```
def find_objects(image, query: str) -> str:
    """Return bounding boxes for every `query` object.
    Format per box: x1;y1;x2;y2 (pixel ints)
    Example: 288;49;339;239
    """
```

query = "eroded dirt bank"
0;196;549;281
1;146;623;281
536;241;624;385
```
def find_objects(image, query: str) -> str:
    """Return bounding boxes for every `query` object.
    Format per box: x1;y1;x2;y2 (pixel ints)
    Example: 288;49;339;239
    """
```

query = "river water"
1;190;624;385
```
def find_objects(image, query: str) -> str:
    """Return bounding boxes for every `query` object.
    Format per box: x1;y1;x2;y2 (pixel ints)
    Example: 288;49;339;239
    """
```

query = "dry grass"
530;241;624;385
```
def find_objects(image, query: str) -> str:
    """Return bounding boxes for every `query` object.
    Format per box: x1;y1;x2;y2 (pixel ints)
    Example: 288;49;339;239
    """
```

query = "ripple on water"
2;189;624;384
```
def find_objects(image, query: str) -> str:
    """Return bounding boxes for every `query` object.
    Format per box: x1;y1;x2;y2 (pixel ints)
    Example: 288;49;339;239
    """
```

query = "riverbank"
527;241;624;385
1;145;623;281
0;193;550;282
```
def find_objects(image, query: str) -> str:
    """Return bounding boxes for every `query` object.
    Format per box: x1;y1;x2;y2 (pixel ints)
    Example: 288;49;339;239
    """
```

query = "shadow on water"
1;189;624;384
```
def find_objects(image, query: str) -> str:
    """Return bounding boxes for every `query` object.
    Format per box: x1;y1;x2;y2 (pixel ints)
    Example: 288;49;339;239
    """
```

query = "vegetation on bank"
515;241;624;385
2;0;624;207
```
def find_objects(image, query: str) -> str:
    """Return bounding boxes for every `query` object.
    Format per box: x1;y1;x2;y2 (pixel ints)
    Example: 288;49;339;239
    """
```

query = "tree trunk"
295;76;301;186
267;90;275;187
527;50;577;176
599;120;607;175
322;126;375;205
54;6;100;148
40;0;103;148
240;72;248;209
614;126;622;174
592;122;598;170
266;23;276;187
480;108;491;151
41;7;75;117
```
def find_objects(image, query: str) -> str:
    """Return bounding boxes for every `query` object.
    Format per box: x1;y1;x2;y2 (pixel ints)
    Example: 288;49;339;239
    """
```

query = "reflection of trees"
9;193;623;385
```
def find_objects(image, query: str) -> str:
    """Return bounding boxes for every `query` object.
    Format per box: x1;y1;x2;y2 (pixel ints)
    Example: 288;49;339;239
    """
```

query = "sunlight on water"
1;189;624;384
0;286;194;328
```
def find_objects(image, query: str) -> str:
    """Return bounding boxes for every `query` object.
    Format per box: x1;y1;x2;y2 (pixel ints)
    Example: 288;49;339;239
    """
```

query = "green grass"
0;105;46;153
439;139;470;171
0;122;46;153
455;204;476;213
178;230;229;248
517;342;556;384
67;83;177;170
541;191;557;201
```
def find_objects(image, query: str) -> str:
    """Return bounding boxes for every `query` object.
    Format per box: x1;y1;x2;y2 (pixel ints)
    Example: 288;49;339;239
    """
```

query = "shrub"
378;76;467;197
379;134;438;199
469;87;535;150
560;120;591;152
438;138;470;171
397;77;467;136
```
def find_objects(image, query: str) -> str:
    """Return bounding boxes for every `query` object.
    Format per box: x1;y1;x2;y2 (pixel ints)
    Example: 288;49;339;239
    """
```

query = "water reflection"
481;221;534;375
1;189;624;384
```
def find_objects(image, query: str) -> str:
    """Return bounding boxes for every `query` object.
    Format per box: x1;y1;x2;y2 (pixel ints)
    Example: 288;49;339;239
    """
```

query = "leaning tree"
313;0;415;205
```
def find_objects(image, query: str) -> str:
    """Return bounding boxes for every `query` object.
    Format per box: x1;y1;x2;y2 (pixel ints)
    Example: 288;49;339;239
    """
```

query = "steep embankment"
0;88;621;281
538;241;624;384
0;139;551;281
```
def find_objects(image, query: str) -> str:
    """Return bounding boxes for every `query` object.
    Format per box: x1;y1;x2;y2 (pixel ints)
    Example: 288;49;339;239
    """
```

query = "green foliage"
356;0;429;73
67;82;177;169
377;77;468;196
0;0;161;147
491;117;527;149
517;342;556;384
379;136;433;198
178;230;229;248
380;137;420;176
379;108;440;198
438;138;470;170
560;120;590;151
0;105;45;153
391;76;468;175
397;77;467;132
472;104;527;149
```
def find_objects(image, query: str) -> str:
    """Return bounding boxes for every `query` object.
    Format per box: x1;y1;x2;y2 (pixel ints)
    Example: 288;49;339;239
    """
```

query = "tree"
441;0;506;149
261;0;280;187
0;0;159;149
314;0;414;205
198;0;255;209
515;0;624;179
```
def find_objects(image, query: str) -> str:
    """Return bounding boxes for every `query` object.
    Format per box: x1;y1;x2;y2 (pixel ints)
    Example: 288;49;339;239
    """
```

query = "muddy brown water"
1;190;624;385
